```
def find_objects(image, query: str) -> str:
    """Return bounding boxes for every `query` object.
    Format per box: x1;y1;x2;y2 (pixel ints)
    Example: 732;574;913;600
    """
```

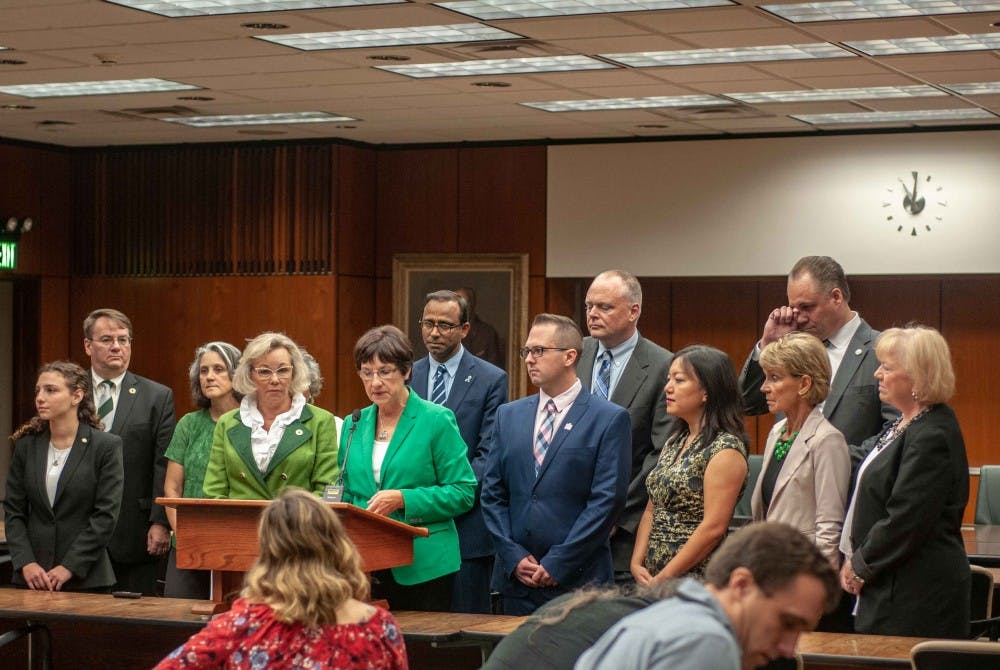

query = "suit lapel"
825;321;873;418
110;371;138;434
578;339;597;390
446;353;475;411
31;433;54;515
351;406;379;495
535;390;591;485
770;409;823;505
611;338;648;408
226;421;268;489
53;424;93;507
264;405;313;477
410;358;429;400
379;392;418;484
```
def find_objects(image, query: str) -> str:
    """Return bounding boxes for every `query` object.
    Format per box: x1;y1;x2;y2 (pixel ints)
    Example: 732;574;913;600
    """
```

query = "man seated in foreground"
574;522;840;670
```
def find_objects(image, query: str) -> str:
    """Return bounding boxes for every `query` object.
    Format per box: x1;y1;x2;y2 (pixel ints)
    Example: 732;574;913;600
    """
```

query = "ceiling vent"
657;105;770;121
420;39;573;60
99;105;202;121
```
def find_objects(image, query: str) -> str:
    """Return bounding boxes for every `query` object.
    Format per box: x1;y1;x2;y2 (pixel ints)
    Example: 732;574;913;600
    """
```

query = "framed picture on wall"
392;253;529;399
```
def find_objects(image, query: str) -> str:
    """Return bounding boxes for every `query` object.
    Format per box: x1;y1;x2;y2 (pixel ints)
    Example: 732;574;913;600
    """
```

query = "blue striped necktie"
431;364;447;404
595;350;613;400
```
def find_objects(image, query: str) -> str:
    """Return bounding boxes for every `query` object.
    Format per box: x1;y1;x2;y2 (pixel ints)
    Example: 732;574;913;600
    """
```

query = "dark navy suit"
411;348;507;612
482;386;631;614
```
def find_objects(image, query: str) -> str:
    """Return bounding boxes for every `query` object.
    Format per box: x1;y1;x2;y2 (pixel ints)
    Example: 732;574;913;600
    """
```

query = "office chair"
975;465;1000;524
911;640;1000;670
733;454;764;521
0;623;52;670
970;564;994;622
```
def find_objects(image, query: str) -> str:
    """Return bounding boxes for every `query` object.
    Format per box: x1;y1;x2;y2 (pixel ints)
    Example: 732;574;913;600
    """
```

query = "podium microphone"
324;409;361;502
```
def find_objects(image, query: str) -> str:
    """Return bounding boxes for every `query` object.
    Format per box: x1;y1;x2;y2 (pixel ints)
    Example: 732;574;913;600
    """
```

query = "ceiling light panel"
257;24;523;50
161;111;355;127
944;81;1000;95
435;0;733;20
847;33;1000;56
522;94;731;111
792;108;996;124
603;43;852;67
728;85;945;103
762;0;1000;23
376;55;616;77
0;78;199;98
104;0;403;18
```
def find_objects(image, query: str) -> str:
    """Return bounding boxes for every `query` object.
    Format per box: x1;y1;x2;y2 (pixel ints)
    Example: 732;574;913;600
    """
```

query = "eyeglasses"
519;346;570;360
253;366;293;380
358;367;399;381
419;320;462;334
89;336;133;348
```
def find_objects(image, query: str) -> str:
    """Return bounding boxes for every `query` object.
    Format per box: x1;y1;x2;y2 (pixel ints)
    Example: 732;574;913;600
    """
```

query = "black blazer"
849;403;969;638
94;370;175;564
4;425;124;590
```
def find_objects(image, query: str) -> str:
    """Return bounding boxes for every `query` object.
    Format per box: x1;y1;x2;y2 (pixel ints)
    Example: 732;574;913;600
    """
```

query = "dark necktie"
595;350;613;400
431;364;447;404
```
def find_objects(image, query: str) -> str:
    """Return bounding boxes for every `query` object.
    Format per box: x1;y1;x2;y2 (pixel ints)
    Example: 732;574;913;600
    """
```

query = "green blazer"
340;391;476;585
202;403;339;500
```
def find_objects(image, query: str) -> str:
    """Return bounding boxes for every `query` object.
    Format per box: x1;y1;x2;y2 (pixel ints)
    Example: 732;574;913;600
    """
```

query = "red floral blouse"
154;598;408;670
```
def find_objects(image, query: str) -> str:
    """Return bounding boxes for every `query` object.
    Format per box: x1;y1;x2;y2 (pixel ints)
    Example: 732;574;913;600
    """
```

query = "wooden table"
964;524;1000;567
797;631;930;668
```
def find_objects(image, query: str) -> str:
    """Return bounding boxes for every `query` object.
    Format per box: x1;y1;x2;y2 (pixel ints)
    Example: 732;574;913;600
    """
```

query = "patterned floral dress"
154;598;408;670
644;431;747;578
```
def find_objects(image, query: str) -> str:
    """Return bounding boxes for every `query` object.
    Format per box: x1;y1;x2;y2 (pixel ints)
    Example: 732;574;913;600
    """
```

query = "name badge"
323;484;343;502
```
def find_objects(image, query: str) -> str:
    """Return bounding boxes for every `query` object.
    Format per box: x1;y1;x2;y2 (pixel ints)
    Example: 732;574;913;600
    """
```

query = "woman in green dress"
163;341;241;598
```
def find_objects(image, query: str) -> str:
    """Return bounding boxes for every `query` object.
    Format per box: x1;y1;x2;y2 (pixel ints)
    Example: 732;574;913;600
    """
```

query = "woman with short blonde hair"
202;332;340;500
752;332;849;567
155;488;407;669
840;325;968;638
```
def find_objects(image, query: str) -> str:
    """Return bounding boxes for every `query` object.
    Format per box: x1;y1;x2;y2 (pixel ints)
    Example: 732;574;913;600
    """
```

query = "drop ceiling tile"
802;18;953;43
526;69;657;87
694;77;796;92
430;74;558;92
864;95;975;111
489;16;649;40
621;7;785;34
33;44;195;68
548;35;693;53
790;73;923;88
872;52;1000;73
754;58;891;78
930;15;1000;35
694;114;814;130
296;4;466;30
931;69;1000;83
572;82;698;96
644;63;777;82
675;27;816;48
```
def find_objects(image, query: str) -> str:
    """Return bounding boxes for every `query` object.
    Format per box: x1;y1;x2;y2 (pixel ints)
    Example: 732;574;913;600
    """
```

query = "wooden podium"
157;497;429;613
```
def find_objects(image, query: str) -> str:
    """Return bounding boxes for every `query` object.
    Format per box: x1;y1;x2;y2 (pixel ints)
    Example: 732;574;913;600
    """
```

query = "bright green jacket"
202;403;339;500
340;391;476;585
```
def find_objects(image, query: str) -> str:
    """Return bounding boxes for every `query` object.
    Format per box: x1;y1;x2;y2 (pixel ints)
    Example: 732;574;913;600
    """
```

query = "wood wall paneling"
336;145;376;277
851;276;942;331
375;149;459;278
69;276;337;415
457;146;547;277
336;275;377;416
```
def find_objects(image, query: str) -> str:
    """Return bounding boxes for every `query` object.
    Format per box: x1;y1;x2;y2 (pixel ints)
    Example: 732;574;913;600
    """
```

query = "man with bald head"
577;270;673;584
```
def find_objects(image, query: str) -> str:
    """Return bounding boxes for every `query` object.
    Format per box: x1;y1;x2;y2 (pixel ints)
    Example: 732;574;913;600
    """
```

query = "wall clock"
883;171;945;236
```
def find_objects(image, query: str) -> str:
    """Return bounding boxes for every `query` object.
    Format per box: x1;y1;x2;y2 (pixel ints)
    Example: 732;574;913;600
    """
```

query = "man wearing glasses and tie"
411;290;508;613
482;313;631;615
577;270;674;586
84;308;175;595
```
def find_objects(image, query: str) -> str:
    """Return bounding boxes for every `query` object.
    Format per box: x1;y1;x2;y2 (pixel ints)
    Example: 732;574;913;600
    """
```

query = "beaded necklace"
773;430;798;461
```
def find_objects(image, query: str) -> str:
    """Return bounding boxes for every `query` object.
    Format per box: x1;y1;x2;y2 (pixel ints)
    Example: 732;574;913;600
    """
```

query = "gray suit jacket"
5;425;124;589
578;334;673;536
739;318;897;447
95;370;176;564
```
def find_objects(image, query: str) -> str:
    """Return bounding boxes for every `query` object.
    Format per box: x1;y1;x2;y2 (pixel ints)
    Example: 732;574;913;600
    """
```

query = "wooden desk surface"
964;525;1000;566
797;632;929;667
0;587;213;628
391;610;526;641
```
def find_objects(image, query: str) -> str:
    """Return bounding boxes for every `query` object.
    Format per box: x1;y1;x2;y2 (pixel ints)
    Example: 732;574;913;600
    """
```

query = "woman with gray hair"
751;332;850;567
202;332;339;500
163;341;242;597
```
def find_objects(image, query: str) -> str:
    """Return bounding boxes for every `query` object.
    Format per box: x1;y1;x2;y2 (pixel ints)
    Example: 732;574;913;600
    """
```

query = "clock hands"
901;170;926;215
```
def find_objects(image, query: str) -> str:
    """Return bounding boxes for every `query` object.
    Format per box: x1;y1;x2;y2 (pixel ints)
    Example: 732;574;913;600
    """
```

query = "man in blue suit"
483;313;631;615
412;290;508;613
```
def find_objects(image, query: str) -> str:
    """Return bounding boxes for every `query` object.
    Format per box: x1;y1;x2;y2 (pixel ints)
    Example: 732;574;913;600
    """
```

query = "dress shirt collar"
540;378;583;415
827;312;861;351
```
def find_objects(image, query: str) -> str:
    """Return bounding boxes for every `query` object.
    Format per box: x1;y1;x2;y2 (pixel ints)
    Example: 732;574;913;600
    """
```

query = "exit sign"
0;239;17;270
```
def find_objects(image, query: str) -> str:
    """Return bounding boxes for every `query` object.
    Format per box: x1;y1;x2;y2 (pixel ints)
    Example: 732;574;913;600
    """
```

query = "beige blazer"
751;406;850;566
